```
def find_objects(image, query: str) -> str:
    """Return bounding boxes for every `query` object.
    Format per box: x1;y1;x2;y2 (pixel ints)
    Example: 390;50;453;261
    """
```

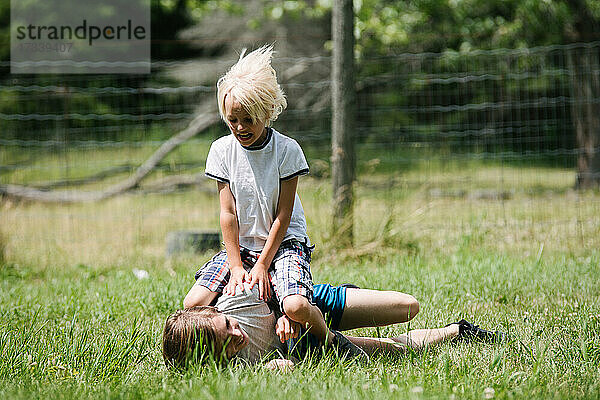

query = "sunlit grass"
1;248;598;399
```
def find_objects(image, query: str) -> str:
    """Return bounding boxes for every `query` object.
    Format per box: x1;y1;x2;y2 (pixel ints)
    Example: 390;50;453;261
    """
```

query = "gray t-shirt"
204;128;310;251
215;283;286;364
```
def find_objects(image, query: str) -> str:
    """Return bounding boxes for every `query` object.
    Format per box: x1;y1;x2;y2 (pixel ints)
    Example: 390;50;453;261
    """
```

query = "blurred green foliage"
2;0;598;62
266;0;598;54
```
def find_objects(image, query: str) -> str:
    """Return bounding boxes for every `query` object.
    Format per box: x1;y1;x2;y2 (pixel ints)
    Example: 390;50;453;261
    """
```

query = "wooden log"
0;100;219;203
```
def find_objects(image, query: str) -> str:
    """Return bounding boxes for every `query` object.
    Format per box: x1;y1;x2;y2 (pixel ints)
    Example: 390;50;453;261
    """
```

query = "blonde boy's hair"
162;306;225;369
217;45;287;127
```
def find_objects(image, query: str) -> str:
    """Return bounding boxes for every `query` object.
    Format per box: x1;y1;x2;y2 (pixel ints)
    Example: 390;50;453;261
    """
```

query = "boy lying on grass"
163;283;505;370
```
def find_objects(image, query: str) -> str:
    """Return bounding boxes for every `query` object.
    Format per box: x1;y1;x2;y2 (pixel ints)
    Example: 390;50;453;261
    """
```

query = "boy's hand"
248;262;271;300
275;315;301;343
224;266;249;296
264;358;294;372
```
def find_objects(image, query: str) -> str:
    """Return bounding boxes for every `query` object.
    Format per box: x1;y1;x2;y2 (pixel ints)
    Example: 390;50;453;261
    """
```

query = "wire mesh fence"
1;42;599;261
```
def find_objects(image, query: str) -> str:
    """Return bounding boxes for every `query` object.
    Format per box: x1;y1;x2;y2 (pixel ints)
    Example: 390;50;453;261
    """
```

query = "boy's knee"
183;286;216;309
182;293;199;309
282;295;311;321
405;295;419;320
389;291;419;321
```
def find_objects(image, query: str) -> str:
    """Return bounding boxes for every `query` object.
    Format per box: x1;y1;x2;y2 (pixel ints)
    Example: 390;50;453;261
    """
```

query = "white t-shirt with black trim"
205;128;310;251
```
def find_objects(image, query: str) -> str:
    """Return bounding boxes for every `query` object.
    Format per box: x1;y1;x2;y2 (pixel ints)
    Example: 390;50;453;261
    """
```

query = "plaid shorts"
193;239;314;304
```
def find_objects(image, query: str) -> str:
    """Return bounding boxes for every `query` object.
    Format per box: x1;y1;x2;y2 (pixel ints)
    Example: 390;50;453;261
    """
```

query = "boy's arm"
249;177;299;300
218;181;249;295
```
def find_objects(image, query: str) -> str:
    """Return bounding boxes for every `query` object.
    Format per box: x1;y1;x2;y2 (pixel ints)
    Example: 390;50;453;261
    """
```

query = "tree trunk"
568;45;600;189
331;0;355;245
564;0;600;189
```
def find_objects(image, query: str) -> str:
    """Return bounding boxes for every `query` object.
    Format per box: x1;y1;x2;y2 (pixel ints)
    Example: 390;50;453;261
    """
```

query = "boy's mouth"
237;132;252;140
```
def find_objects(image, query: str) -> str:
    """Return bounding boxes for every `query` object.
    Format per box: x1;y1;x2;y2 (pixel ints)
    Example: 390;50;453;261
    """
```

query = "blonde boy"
183;45;358;353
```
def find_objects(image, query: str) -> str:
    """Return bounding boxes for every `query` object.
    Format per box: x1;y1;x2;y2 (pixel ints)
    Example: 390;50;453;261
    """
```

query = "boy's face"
224;94;267;147
211;313;249;359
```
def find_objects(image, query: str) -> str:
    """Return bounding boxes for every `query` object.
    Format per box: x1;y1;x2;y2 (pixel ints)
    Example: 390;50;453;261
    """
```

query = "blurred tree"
151;0;203;59
0;0;10;63
562;0;600;188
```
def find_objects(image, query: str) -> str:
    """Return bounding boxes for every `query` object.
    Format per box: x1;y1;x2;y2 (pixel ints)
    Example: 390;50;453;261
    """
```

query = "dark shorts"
193;239;314;305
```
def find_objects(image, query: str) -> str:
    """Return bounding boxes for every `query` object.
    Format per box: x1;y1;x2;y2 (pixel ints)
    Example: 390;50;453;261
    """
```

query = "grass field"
1;148;600;399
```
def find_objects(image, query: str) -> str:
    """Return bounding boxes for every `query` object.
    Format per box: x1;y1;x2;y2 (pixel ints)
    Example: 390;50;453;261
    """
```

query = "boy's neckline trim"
241;127;272;151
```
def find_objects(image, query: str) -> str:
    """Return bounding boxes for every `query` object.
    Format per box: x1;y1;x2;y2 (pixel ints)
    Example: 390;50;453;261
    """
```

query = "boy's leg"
402;325;459;348
282;294;334;346
346;325;459;355
271;242;334;346
338;288;420;330
183;285;218;309
182;250;232;309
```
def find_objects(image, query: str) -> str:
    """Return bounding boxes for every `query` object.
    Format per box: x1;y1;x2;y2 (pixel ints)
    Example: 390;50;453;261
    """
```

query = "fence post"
331;0;355;245
569;45;600;189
